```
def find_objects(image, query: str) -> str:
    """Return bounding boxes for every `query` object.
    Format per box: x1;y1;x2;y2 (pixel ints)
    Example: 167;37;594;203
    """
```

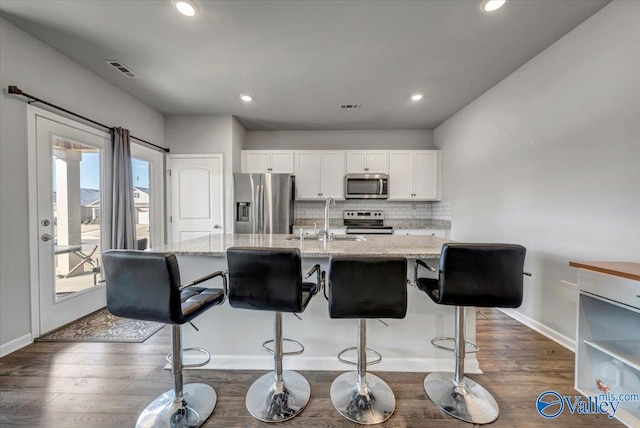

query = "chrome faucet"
319;197;336;241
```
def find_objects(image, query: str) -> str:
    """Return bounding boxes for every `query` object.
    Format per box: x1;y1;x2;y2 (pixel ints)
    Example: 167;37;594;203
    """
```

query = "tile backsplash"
295;200;451;221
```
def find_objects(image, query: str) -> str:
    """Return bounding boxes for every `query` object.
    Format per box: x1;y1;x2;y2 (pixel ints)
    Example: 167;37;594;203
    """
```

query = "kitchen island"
152;234;480;373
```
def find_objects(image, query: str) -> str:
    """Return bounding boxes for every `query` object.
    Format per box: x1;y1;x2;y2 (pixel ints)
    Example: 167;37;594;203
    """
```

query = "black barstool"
226;247;322;422
102;250;227;428
415;243;527;424
327;256;408;425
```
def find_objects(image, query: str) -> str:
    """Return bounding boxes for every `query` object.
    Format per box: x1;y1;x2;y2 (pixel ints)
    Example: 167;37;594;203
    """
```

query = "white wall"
164;115;246;233
434;1;640;345
231;116;246;176
246;130;433;150
0;17;165;352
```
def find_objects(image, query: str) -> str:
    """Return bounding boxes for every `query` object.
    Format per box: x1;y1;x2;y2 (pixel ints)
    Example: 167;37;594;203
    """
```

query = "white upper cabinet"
295;152;322;199
413;151;440;200
295;151;345;200
345;151;389;173
269;151;295;173
388;150;440;201
320;152;346;199
241;150;295;174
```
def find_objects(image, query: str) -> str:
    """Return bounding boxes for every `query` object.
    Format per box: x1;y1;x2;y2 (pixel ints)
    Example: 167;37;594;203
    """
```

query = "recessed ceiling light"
481;0;507;13
240;94;253;102
174;0;199;17
411;93;424;102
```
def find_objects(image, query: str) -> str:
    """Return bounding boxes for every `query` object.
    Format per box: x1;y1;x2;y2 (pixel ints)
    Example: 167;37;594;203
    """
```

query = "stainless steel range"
343;210;394;235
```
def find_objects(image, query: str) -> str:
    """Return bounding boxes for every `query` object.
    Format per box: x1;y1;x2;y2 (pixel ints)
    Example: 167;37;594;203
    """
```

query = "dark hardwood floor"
0;309;622;427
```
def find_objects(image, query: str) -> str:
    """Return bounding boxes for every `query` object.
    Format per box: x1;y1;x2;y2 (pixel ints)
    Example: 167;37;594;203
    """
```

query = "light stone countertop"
152;233;449;258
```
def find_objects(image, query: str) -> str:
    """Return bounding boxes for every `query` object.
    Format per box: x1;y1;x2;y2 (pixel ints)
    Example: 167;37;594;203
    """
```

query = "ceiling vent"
105;60;138;78
340;104;361;110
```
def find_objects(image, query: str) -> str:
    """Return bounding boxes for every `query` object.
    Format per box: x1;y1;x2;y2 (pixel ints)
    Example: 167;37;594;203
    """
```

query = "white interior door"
168;155;224;243
28;107;109;335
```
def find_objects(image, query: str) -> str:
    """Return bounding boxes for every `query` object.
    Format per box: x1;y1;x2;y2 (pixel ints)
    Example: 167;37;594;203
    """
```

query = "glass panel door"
53;140;102;299
33;109;108;334
132;158;151;249
130;142;165;249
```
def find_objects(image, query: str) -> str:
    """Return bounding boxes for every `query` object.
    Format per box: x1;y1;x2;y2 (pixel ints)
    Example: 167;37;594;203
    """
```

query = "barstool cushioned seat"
226;247;322;423
327;256;408;425
415;243;527;425
227;248;316;313
103;250;227;428
329;257;407;319
417;243;525;308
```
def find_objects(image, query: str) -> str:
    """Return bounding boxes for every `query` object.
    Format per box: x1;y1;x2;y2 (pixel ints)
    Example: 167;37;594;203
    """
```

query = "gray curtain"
107;127;136;249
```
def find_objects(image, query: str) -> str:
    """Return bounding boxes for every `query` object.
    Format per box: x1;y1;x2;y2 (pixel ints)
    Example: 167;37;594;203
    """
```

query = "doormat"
36;308;164;343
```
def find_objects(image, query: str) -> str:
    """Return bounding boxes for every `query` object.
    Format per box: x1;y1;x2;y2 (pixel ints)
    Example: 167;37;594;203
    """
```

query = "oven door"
344;174;389;199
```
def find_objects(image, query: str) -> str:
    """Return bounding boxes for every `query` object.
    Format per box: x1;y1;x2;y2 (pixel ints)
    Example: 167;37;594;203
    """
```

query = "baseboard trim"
0;333;33;357
498;308;575;352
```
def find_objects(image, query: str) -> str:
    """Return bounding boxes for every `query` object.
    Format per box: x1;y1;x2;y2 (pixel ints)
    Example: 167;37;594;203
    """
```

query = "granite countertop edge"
153;233;448;259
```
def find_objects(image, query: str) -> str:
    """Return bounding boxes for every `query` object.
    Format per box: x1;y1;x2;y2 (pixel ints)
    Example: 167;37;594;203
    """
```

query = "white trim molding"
498;308;575;352
0;333;32;357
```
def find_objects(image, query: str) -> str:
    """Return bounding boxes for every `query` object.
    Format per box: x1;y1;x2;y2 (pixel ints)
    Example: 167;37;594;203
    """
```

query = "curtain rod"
7;85;169;153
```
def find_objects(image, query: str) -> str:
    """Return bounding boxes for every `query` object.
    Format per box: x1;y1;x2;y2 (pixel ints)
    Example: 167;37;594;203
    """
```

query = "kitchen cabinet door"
269;151;295;173
345;151;388;173
388;152;414;200
366;151;388;173
320;151;345;199
346;152;367;173
242;150;295;173
243;151;270;173
295;152;322;199
389;151;440;201
413;151;440;200
397;229;448;238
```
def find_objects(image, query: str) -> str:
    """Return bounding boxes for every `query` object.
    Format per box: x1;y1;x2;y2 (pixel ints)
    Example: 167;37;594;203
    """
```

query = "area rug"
35;308;164;343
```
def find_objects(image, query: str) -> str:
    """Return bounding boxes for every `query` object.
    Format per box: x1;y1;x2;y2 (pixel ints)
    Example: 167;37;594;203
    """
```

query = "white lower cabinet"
573;265;640;427
397;229;449;238
295;151;345;200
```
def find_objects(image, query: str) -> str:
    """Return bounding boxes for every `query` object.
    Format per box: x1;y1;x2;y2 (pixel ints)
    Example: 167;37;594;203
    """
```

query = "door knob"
41;233;54;242
213;224;220;229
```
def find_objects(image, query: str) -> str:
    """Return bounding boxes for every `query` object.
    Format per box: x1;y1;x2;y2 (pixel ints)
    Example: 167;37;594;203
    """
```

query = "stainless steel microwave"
344;173;389;199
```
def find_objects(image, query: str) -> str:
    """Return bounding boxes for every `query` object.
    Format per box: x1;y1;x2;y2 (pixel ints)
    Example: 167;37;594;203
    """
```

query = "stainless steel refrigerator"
233;173;295;234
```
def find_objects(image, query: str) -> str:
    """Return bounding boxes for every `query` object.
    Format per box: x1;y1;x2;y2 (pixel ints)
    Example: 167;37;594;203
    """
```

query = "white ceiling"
0;0;610;130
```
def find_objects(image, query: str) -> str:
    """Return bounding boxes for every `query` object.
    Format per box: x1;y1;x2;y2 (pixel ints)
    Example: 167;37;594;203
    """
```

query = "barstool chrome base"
245;370;311;423
330;372;396;425
136;383;216;428
424;372;499;425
